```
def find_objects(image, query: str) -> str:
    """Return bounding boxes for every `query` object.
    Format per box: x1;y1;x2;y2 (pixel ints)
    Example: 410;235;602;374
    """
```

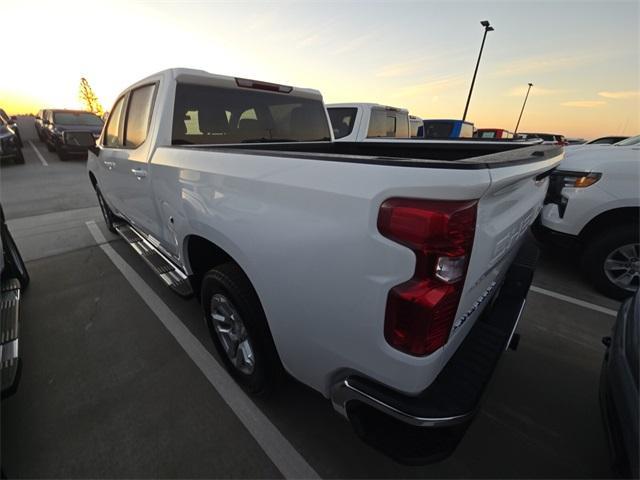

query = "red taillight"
378;199;477;356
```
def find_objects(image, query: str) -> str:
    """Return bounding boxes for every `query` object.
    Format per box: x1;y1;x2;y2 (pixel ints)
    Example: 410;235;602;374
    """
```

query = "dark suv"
0;117;24;164
42;110;104;161
35;109;49;141
0;109;22;148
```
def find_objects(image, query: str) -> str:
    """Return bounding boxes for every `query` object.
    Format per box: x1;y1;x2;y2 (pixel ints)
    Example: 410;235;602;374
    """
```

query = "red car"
475;128;514;139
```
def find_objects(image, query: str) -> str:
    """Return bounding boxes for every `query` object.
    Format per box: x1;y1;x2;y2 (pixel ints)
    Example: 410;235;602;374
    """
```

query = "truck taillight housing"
378;199;477;356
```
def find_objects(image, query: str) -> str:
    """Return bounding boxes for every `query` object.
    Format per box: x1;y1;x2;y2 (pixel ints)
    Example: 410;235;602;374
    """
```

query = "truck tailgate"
445;147;563;356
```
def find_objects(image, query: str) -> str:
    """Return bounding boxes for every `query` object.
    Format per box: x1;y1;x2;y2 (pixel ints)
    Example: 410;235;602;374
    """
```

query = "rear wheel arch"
579;207;640;242
185;235;286;392
183;234;236;293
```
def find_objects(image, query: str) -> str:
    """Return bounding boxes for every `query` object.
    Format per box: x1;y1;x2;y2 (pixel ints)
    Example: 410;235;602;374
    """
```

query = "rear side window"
125;84;156;148
327;107;357;139
172;83;331;145
105;97;125;147
423;121;454;138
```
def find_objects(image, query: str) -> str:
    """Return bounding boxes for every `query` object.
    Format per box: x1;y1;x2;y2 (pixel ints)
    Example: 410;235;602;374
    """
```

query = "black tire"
201;263;283;395
2;223;29;289
581;224;639;300
56;145;67;161
45;140;55;152
95;185;119;233
14;148;25;164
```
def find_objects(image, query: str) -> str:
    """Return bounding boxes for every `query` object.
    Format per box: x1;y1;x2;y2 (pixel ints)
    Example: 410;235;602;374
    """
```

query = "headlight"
555;171;602;188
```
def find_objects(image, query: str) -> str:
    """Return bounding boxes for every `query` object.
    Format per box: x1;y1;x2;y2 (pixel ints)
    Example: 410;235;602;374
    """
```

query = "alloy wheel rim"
604;243;640;292
210;293;255;375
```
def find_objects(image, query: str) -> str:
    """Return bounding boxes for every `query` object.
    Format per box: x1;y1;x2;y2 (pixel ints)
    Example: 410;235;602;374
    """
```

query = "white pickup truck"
326;103;411;141
85;68;562;462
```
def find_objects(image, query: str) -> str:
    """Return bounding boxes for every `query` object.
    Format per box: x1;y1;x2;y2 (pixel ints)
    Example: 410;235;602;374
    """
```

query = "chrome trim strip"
330;378;473;428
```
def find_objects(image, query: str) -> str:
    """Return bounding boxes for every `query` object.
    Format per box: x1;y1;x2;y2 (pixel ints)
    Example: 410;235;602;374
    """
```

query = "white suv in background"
536;135;640;299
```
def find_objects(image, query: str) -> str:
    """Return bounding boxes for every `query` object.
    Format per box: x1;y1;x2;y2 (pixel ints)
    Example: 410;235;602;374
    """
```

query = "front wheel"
45;140;55;152
201;263;283;395
1;223;29;289
582;224;639;299
14;148;25;164
56;145;68;161
95;185;119;233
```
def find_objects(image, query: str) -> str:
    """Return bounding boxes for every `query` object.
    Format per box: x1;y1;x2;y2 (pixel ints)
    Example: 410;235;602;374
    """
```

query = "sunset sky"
1;0;638;139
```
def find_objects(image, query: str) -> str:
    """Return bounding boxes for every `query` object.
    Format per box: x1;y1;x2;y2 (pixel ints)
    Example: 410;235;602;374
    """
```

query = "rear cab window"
478;131;496;139
172;83;331;145
459;123;474;138
423;121;454;138
327;107;357;139
367;109;409;139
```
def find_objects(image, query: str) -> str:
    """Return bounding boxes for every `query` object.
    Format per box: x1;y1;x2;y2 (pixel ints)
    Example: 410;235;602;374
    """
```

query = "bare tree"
78;78;104;116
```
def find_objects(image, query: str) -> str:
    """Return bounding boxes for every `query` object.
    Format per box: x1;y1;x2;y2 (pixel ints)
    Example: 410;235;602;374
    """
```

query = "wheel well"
580;207;640;240
185;235;234;293
88;172;97;188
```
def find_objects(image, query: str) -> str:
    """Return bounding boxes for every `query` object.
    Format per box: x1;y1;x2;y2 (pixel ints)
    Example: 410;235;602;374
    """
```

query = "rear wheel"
201;263;283;395
56;145;68;161
582;224;639;299
95;185;119;233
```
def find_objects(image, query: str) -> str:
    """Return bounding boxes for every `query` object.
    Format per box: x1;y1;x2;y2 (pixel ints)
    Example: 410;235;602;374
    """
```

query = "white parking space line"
28;140;48;166
530;285;617;317
85;221;320;480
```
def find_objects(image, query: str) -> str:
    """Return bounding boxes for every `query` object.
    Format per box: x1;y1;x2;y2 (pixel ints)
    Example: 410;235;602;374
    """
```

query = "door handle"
131;168;148;179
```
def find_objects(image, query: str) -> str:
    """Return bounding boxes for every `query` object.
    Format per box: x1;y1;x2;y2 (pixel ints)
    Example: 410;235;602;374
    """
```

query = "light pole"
462;20;494;122
514;83;533;135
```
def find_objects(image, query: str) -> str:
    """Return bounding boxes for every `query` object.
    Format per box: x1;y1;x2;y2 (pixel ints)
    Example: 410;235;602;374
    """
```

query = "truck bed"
175;141;561;169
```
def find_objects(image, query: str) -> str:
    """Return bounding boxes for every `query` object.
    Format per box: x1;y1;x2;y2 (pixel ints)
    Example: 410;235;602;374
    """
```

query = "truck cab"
326;103;410;141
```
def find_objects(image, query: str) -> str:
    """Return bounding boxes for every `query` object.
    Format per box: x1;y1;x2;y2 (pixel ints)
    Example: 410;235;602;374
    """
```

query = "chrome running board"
114;223;193;298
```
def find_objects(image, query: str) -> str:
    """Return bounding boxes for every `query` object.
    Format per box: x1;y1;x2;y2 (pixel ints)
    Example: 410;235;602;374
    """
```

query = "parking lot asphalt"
1;117;619;478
